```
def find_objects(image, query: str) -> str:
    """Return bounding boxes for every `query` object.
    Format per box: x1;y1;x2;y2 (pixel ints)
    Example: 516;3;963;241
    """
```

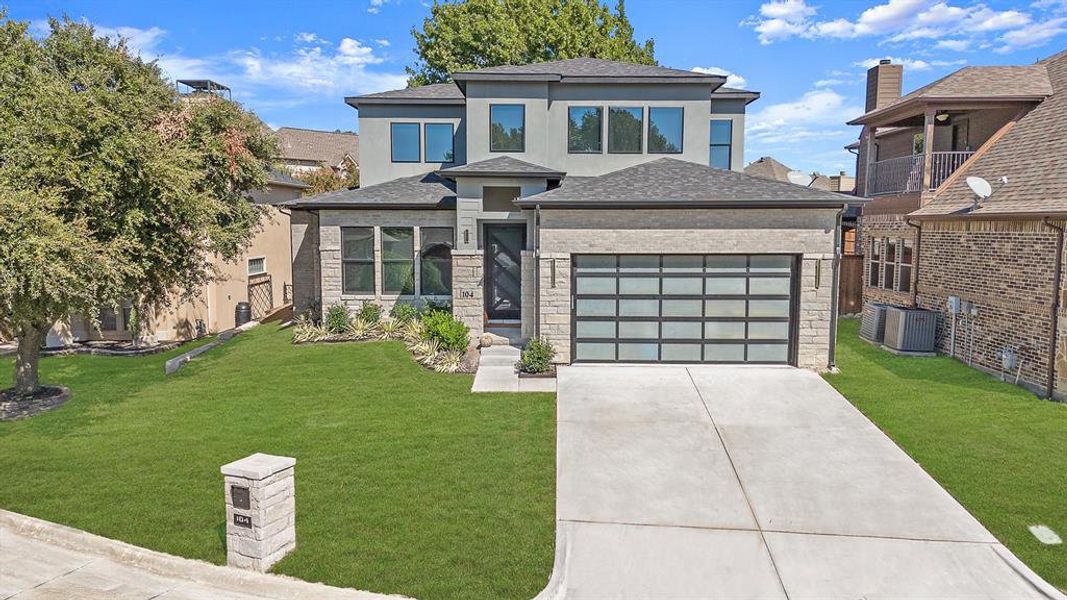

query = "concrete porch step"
483;327;524;347
479;344;521;367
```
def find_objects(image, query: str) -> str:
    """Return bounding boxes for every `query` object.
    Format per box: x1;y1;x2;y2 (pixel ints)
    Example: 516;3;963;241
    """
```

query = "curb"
0;509;406;600
165;320;258;375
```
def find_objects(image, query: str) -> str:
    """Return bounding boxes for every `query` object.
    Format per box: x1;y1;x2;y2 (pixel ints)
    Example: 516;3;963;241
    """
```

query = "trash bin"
235;302;252;328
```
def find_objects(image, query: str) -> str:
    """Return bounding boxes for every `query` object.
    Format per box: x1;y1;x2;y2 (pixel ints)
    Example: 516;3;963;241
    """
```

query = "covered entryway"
571;254;797;364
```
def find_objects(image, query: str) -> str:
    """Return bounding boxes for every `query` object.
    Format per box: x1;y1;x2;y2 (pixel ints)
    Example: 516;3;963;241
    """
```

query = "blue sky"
13;0;1067;176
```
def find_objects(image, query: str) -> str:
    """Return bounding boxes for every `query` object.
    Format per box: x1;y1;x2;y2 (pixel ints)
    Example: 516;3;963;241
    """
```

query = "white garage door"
571;254;797;364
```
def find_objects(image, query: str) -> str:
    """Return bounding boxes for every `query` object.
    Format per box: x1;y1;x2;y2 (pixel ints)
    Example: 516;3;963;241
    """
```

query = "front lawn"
825;319;1067;590
0;325;556;600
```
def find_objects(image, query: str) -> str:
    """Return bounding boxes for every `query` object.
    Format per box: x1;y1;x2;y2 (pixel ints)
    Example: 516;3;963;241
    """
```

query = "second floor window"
390;123;420;163
608;106;643;153
710;120;732;169
424;123;455;162
490;104;525;152
568;106;602;153
648;107;683;154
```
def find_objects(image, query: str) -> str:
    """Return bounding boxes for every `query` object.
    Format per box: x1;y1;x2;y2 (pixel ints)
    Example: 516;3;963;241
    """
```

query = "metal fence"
866;151;975;196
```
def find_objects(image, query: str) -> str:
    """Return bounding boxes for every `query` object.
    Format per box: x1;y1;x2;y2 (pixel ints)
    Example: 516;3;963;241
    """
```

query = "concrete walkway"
541;365;1065;599
471;345;556;393
0;510;400;600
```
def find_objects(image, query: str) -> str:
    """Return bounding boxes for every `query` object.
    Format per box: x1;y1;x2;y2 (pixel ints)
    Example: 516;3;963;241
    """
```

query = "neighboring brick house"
286;58;855;369
850;50;1067;399
275;127;360;175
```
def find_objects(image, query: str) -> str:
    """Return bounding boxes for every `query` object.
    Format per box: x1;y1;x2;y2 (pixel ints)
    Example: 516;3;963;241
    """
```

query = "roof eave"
561;75;724;85
452;73;561;82
848;95;1047;126
345;96;467;109
436;169;565;180
282;200;454;210
910;209;1067;221
514;199;858;209
712;91;761;104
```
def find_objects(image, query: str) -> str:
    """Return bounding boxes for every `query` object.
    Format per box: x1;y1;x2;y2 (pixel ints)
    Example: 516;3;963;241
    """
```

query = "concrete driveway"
540;365;1064;600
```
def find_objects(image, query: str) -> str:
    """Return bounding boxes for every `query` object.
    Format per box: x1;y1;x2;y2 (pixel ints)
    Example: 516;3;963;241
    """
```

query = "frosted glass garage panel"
577;277;616;294
576;321;616;339
576;343;615;361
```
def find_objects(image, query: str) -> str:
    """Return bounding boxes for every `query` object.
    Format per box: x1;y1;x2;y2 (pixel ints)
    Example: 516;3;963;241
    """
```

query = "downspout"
534;204;541;339
1042;217;1064;400
904;218;922;307
828;205;846;371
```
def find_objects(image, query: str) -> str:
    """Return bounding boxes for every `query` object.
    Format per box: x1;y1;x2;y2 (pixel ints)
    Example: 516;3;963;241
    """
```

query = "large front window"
424;123;455;162
490;104;525;152
420;227;453;295
648;107;683;154
390;123;420;163
382;227;414;294
342;227;375;294
608;106;643;153
710;120;732;169
568;106;602;153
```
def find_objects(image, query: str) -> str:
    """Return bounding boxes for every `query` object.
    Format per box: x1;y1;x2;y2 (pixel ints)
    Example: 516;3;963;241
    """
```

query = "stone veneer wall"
536;208;839;368
520;250;536;340
451;252;484;344
289;210;321;316
914;219;1067;397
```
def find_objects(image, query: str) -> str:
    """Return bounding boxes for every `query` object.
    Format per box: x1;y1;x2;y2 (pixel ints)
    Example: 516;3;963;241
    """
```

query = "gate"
839;255;863;315
248;274;274;319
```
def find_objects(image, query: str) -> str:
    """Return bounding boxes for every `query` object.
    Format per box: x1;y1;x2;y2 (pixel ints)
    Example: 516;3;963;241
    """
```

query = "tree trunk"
13;323;46;396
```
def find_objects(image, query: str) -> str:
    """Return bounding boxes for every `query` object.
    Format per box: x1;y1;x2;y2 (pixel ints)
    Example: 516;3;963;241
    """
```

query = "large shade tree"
0;16;275;397
407;0;656;86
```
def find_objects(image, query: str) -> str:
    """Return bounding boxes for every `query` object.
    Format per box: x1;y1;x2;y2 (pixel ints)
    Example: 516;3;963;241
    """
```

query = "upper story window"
490;104;525;152
568;106;602;153
390;123;420;163
709;120;732;170
424;123;455;163
648;107;683;154
608;106;643;154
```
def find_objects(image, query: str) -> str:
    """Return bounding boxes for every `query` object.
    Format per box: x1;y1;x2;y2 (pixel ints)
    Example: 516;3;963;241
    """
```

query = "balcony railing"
866;151;975;196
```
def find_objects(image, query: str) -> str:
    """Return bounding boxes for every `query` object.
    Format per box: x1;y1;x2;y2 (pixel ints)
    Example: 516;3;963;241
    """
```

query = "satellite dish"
787;170;813;186
966;176;993;199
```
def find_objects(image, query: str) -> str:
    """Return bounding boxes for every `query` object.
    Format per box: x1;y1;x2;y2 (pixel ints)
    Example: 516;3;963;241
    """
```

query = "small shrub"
422;299;452;315
517;337;556;373
433;350;465;373
401;319;424;344
324;303;350;334
357;301;382;323
292;314;329;343
389;302;419;323
421;310;470;352
378;318;402;340
345;318;375;339
412;338;441;365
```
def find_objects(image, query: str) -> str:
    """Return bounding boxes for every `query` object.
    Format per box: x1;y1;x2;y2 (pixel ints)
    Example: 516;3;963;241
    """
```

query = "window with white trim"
247;257;266;275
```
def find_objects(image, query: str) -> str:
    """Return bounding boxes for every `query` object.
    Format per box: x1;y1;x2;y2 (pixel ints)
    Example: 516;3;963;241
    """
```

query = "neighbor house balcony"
866;150;974;196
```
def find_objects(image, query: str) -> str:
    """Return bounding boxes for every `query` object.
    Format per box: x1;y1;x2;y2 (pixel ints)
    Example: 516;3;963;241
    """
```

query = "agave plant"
378;318;402;340
345;318;375;340
413;338;441;365
292;322;328;344
432;349;465;373
401;319;424;344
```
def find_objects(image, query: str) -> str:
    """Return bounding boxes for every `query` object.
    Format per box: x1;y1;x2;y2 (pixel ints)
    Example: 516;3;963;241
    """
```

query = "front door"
484;224;526;320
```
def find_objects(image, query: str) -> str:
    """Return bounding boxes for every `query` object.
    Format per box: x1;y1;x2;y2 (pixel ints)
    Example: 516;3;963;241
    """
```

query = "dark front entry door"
484;224;526;320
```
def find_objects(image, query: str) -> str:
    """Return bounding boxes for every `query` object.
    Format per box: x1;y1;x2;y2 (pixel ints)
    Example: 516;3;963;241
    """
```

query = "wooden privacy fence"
839;255;863;315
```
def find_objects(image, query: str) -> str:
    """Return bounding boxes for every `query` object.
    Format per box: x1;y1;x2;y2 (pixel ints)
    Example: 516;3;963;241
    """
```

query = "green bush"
324;303;350;334
517;338;556;374
357;301;382;323
422;299;453;315
421;310;470;352
389;302;419;323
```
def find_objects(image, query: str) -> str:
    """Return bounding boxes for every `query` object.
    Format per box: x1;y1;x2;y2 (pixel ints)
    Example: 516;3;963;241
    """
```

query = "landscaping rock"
0;386;71;421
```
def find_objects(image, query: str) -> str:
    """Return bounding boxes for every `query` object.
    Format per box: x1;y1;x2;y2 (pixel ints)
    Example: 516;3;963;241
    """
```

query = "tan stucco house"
286;58;853;368
46;171;308;346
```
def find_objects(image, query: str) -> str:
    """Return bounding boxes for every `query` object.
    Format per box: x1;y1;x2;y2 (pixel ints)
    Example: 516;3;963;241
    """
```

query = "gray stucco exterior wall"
357;104;466;186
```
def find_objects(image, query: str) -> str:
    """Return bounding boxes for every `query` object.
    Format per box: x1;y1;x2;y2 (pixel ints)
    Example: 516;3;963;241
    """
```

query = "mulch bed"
518;366;557;379
0;386;72;421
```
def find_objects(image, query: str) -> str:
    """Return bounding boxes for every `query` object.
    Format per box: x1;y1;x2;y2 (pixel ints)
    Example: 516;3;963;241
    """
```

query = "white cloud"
368;0;391;14
691;66;747;88
92;24;168;57
814;78;845;87
997;16;1067;50
744;88;863;175
295;32;330;45
854;55;966;71
374;38;391;47
740;0;1065;54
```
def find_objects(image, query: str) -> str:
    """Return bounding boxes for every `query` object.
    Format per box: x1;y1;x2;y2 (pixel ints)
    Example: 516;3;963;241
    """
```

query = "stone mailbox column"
220;453;296;572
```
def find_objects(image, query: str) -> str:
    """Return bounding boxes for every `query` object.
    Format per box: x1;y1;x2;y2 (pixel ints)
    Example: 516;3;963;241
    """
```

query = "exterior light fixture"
935;112;950;123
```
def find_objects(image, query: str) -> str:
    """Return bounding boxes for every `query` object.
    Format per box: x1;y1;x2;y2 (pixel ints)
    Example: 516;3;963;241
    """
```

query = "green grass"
825;319;1067;590
0;325;555;600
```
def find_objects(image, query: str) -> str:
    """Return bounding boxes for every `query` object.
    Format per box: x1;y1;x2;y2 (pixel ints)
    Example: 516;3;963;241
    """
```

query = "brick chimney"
865;59;903;113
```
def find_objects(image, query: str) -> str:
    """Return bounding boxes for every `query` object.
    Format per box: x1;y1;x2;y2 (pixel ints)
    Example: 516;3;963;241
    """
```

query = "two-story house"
850;51;1067;399
285;58;853;368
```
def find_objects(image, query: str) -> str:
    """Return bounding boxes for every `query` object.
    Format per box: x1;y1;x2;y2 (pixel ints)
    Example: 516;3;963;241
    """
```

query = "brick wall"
290;210;320;316
915;219;1067;396
858;212;918;307
537;208;838;368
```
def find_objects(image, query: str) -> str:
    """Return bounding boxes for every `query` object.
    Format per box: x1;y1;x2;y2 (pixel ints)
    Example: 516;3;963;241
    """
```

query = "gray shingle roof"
850;64;1052;125
452;58;715;81
516;158;854;208
282;172;456;209
346;82;465;107
437;156;564;178
912;50;1067;218
267;169;310;189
